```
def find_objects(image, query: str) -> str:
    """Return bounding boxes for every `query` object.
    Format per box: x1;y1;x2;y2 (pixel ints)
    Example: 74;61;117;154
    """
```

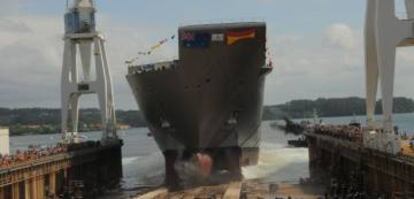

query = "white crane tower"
61;0;117;143
364;0;414;154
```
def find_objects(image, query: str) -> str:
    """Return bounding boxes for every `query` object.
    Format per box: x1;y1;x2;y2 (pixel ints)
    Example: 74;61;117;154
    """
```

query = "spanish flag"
227;29;256;45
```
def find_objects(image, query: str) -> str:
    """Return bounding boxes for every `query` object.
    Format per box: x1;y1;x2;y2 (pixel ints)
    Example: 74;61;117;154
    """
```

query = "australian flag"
181;32;211;48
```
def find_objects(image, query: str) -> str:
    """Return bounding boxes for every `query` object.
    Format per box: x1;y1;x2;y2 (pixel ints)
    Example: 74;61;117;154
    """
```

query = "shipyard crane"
364;0;414;154
61;0;117;143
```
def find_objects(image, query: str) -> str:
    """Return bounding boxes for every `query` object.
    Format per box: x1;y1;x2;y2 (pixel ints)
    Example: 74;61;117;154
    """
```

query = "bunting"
126;34;176;65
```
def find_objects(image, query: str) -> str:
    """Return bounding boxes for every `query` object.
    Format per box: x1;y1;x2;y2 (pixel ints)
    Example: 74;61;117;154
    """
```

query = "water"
9;113;414;197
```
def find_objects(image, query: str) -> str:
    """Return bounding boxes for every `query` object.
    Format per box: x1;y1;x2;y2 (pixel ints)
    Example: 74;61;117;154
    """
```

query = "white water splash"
122;156;140;165
243;142;309;183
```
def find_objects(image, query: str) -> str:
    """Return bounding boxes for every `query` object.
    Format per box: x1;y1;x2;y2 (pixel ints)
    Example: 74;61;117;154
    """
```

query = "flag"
211;33;224;42
151;43;162;50
182;32;210;48
227;29;256;45
159;38;168;45
181;32;195;41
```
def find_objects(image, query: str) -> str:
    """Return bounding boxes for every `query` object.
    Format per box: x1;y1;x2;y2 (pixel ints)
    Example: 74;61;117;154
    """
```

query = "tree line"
1;97;414;135
262;97;414;120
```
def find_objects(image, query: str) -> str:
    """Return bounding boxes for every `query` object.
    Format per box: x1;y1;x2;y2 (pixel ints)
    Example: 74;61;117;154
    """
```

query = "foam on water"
122;156;140;165
122;152;165;189
243;141;309;183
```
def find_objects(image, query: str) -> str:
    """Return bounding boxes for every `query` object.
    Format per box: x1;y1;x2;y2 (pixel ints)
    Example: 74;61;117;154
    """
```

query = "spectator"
0;141;99;169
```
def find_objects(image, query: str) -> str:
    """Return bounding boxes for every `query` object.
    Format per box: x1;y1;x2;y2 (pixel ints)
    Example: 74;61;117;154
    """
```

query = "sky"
0;0;413;110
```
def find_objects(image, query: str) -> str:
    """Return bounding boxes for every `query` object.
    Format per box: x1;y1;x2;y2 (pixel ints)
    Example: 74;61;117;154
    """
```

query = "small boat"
288;136;308;147
272;117;305;135
349;113;361;127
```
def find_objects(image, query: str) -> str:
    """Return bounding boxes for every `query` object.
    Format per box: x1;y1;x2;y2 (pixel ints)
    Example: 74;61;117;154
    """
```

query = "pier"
0;139;123;199
306;125;414;198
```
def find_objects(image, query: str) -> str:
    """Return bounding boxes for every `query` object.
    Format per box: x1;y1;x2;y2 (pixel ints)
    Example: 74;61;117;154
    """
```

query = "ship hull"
126;22;269;185
126;65;265;163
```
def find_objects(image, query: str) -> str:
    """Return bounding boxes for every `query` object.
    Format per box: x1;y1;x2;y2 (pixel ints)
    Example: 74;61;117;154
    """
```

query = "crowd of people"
0;141;100;170
0;144;68;169
311;124;363;143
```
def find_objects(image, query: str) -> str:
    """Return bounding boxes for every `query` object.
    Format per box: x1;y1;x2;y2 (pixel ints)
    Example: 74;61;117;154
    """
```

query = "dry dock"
135;181;325;199
306;126;414;198
0;139;123;199
146;125;414;199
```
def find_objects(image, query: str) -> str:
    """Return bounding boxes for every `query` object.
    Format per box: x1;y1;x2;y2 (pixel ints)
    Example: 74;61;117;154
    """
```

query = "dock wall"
0;140;123;199
307;133;414;198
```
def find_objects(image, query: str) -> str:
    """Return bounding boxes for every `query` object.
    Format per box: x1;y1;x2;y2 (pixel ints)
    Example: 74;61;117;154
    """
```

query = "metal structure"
0;128;9;155
61;0;117;143
364;0;414;154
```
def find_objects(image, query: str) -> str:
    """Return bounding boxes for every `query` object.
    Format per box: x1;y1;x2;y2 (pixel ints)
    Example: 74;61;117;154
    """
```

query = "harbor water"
9;113;414;197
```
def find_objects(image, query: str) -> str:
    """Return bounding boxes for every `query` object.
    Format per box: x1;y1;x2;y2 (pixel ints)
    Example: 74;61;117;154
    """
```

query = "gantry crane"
61;0;117;143
364;0;414;154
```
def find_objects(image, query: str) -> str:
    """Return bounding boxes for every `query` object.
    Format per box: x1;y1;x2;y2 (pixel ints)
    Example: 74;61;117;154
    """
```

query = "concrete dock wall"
0;140;123;199
307;133;414;198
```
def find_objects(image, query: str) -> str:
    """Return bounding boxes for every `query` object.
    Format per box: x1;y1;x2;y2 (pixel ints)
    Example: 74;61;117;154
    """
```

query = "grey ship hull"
127;22;270;185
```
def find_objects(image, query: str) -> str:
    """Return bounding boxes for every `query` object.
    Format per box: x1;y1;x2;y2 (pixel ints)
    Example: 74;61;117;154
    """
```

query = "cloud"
323;23;356;50
0;12;178;109
1;4;414;110
265;21;414;105
0;0;21;16
0;15;62;107
263;23;365;105
0;18;31;33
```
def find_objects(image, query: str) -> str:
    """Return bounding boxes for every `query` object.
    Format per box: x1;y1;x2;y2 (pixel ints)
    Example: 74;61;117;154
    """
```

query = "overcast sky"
0;0;413;110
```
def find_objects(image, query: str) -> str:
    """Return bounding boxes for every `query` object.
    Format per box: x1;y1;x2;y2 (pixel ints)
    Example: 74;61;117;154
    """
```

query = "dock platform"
0;139;123;199
306;125;414;198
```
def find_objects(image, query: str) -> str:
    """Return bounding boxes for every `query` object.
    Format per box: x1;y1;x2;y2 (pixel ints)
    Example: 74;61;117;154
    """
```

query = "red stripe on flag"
227;29;256;37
